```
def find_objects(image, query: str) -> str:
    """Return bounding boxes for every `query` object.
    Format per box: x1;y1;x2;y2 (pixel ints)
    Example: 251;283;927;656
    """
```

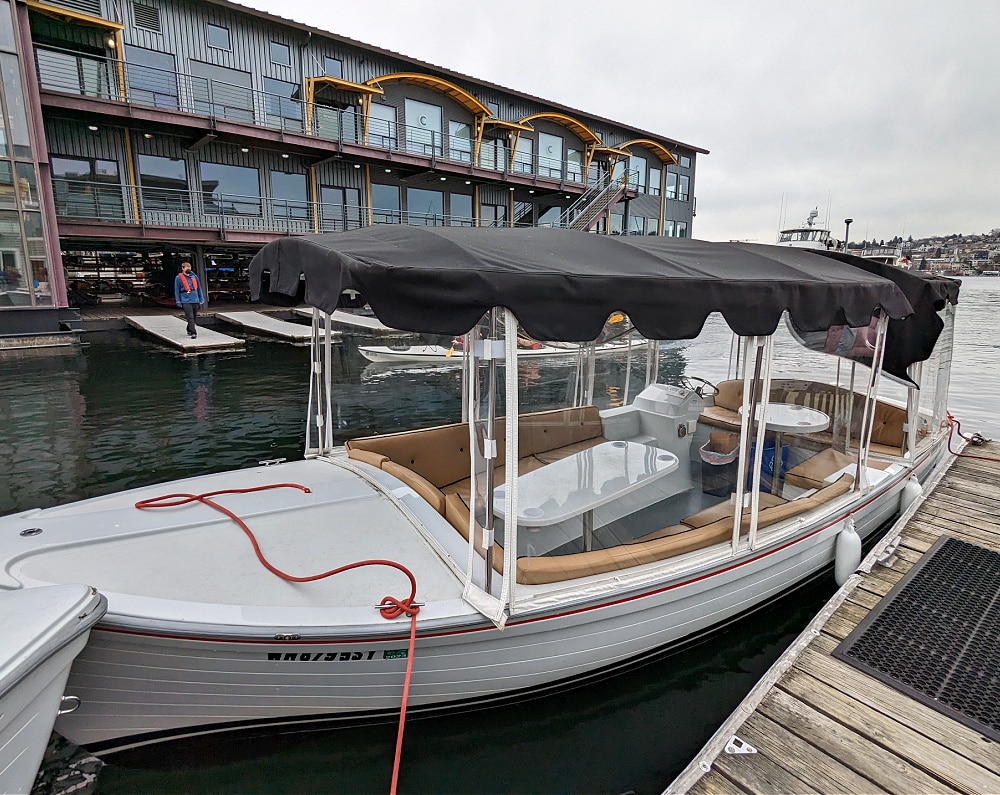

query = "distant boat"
777;208;836;250
359;337;646;364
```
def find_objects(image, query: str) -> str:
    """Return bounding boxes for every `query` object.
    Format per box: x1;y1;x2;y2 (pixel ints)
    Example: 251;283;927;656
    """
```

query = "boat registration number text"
266;649;407;662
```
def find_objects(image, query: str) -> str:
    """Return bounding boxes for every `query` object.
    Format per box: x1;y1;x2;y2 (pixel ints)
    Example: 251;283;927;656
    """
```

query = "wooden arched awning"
364;73;491;116
304;76;384;137
515;112;603;176
619;138;678;166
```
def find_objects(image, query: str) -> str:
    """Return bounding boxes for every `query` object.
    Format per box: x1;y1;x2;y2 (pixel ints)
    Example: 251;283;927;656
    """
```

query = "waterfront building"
0;0;705;339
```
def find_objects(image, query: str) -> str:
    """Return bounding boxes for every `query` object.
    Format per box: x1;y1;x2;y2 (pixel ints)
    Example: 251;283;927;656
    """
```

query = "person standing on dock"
174;261;205;339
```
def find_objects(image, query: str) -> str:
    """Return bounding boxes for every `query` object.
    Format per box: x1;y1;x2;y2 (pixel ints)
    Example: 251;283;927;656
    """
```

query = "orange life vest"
179;272;199;292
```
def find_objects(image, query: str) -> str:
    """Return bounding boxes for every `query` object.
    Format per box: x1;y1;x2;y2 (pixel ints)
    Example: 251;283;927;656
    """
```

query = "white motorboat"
358;337;646;364
777;208;837;250
0;584;106;793
0;227;959;759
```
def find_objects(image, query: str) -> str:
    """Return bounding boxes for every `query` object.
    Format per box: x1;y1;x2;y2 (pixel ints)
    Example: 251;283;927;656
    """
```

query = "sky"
240;0;999;244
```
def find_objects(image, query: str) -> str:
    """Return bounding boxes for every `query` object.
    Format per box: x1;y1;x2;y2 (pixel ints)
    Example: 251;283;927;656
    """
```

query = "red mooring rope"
135;483;420;794
946;413;1000;462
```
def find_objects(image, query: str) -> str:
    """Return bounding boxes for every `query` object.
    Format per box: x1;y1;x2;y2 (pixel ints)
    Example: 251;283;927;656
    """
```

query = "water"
1;278;996;794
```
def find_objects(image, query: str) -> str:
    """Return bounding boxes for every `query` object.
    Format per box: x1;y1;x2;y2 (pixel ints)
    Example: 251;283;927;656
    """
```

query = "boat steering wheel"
680;376;719;397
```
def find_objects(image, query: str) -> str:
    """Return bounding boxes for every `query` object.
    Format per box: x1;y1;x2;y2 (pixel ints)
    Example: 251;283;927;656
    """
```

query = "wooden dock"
291;307;404;334
215;311;326;343
124;315;245;354
668;441;1000;795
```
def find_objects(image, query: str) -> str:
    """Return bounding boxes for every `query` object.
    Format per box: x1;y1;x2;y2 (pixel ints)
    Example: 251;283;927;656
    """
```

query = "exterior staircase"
559;171;636;232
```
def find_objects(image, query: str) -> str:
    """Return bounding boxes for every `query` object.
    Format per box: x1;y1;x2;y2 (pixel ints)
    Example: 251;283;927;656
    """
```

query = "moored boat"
358;336;646;364
0;227;960;757
0;584;106;793
777;208;837;250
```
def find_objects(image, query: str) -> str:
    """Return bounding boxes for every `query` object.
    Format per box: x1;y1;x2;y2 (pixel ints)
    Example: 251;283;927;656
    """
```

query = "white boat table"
493;440;679;552
741;402;830;495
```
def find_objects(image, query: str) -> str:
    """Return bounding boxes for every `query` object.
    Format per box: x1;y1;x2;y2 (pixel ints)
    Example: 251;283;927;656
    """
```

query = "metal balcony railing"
35;46;593;185
51;178;479;233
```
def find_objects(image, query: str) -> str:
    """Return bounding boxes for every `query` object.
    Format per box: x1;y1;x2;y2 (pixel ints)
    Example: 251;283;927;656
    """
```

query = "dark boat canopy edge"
248;227;959;378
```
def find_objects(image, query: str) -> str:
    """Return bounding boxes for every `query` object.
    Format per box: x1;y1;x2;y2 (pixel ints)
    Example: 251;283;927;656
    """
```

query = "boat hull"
0;586;106;794
54;441;945;755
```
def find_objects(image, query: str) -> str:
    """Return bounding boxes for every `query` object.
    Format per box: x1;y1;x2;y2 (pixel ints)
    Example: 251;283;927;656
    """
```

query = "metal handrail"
35;46;590;183
559;169;637;229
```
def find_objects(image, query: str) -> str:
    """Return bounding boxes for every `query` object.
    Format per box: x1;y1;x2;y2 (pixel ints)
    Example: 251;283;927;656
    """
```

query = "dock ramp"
125;315;244;354
292;308;402;334
215;311;331;343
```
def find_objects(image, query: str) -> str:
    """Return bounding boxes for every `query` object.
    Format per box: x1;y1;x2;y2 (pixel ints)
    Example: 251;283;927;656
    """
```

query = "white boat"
358;337;646;364
0;584;106;793
777;208;837;250
0;227;960;759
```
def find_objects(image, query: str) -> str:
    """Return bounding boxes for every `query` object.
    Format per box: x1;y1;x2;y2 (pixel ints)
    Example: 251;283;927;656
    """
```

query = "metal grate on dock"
834;535;1000;743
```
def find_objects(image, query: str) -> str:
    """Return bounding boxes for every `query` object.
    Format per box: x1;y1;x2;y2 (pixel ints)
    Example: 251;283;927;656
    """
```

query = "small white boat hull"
359;340;645;364
0;585;106;793
2;440;941;755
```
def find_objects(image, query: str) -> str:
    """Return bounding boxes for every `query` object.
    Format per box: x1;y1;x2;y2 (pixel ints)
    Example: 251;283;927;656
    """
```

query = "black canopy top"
249;226;959;376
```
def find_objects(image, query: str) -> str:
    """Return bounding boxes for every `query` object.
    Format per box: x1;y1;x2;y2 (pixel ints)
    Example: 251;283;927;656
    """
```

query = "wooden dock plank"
686;772;750;795
757;689;955;794
124;315;244;353
668;442;1000;795
215;311;318;342
779;667;1000;795
737;712;889;794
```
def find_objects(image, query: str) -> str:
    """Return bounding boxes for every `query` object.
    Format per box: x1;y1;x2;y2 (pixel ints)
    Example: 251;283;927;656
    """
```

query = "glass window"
664;172;678;200
677;174;690;202
538;132;563;179
679;154;691;168
649;166;661;197
200;162;260;215
478;137;506;171
190;60;253;122
138;154;189;211
262;77;301;123
368;103;396;149
663;220;675;237
125;45;178;109
480;202;505;227
0;53;31;157
206;23;230;50
15;162;38;209
324;57;342;78
538;205;560;227
406;187;443;225
0;160;15;208
449;193;472;225
676;221;688;238
567;149;583;183
629;216;646;235
269;41;290;66
0;0;16;53
319;185;361;231
629;155;647;192
612;160;625;181
0;210;26;299
270;171;307;219
486;101;499;117
514;136;533;173
609;212;624;234
370;183;399;224
404;98;442;156
448;121;472;163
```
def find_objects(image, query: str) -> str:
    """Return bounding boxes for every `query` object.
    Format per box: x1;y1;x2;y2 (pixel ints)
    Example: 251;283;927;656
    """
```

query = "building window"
138;154;188;212
269;41;290;66
319;185;361;231
125;45;177;109
406;187;443;225
609;212;624;235
15;162;39;209
567;149;583;183
486;100;499;117
200;161;260;215
514;136;533;174
0;53;32;157
324;57;342;78
0;161;15;208
629;155;647;192
648;167;661;197
538;132;563;179
404;98;442;156
676;221;688;238
663;220;675;237
629;216;646;236
448;121;472;163
480;202;506;227
678;154;691;168
262;77;301;123
206;23;230;50
370;183;399;224
449;193;472;225
190;61;253;122
368;104;396;149
478;137;506;171
270;171;307;220
677;174;690;202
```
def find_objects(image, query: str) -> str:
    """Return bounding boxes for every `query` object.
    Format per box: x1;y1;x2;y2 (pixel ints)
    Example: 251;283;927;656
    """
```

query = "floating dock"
215;311;329;343
291;307;402;334
669;441;1000;795
124;315;244;353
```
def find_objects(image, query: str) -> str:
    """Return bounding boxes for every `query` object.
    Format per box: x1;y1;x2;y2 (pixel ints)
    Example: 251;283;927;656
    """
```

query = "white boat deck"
215;311;330;343
0;459;469;633
124;315;245;353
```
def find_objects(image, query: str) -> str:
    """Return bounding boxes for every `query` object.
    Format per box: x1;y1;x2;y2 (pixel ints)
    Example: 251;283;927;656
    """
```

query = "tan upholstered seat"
680;491;786;529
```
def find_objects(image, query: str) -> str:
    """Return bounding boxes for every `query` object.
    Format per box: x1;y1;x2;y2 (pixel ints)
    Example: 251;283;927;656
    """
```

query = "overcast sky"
241;0;998;244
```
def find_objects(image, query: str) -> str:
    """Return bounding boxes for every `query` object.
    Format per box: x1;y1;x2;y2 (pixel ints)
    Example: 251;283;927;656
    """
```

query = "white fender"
835;518;862;586
900;475;923;511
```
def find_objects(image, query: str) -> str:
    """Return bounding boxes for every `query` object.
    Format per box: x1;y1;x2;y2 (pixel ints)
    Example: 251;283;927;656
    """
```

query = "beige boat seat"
784;448;889;491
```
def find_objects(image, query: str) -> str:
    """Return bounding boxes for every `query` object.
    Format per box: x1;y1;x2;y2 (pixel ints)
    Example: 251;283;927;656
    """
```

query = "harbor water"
1;278;996;794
